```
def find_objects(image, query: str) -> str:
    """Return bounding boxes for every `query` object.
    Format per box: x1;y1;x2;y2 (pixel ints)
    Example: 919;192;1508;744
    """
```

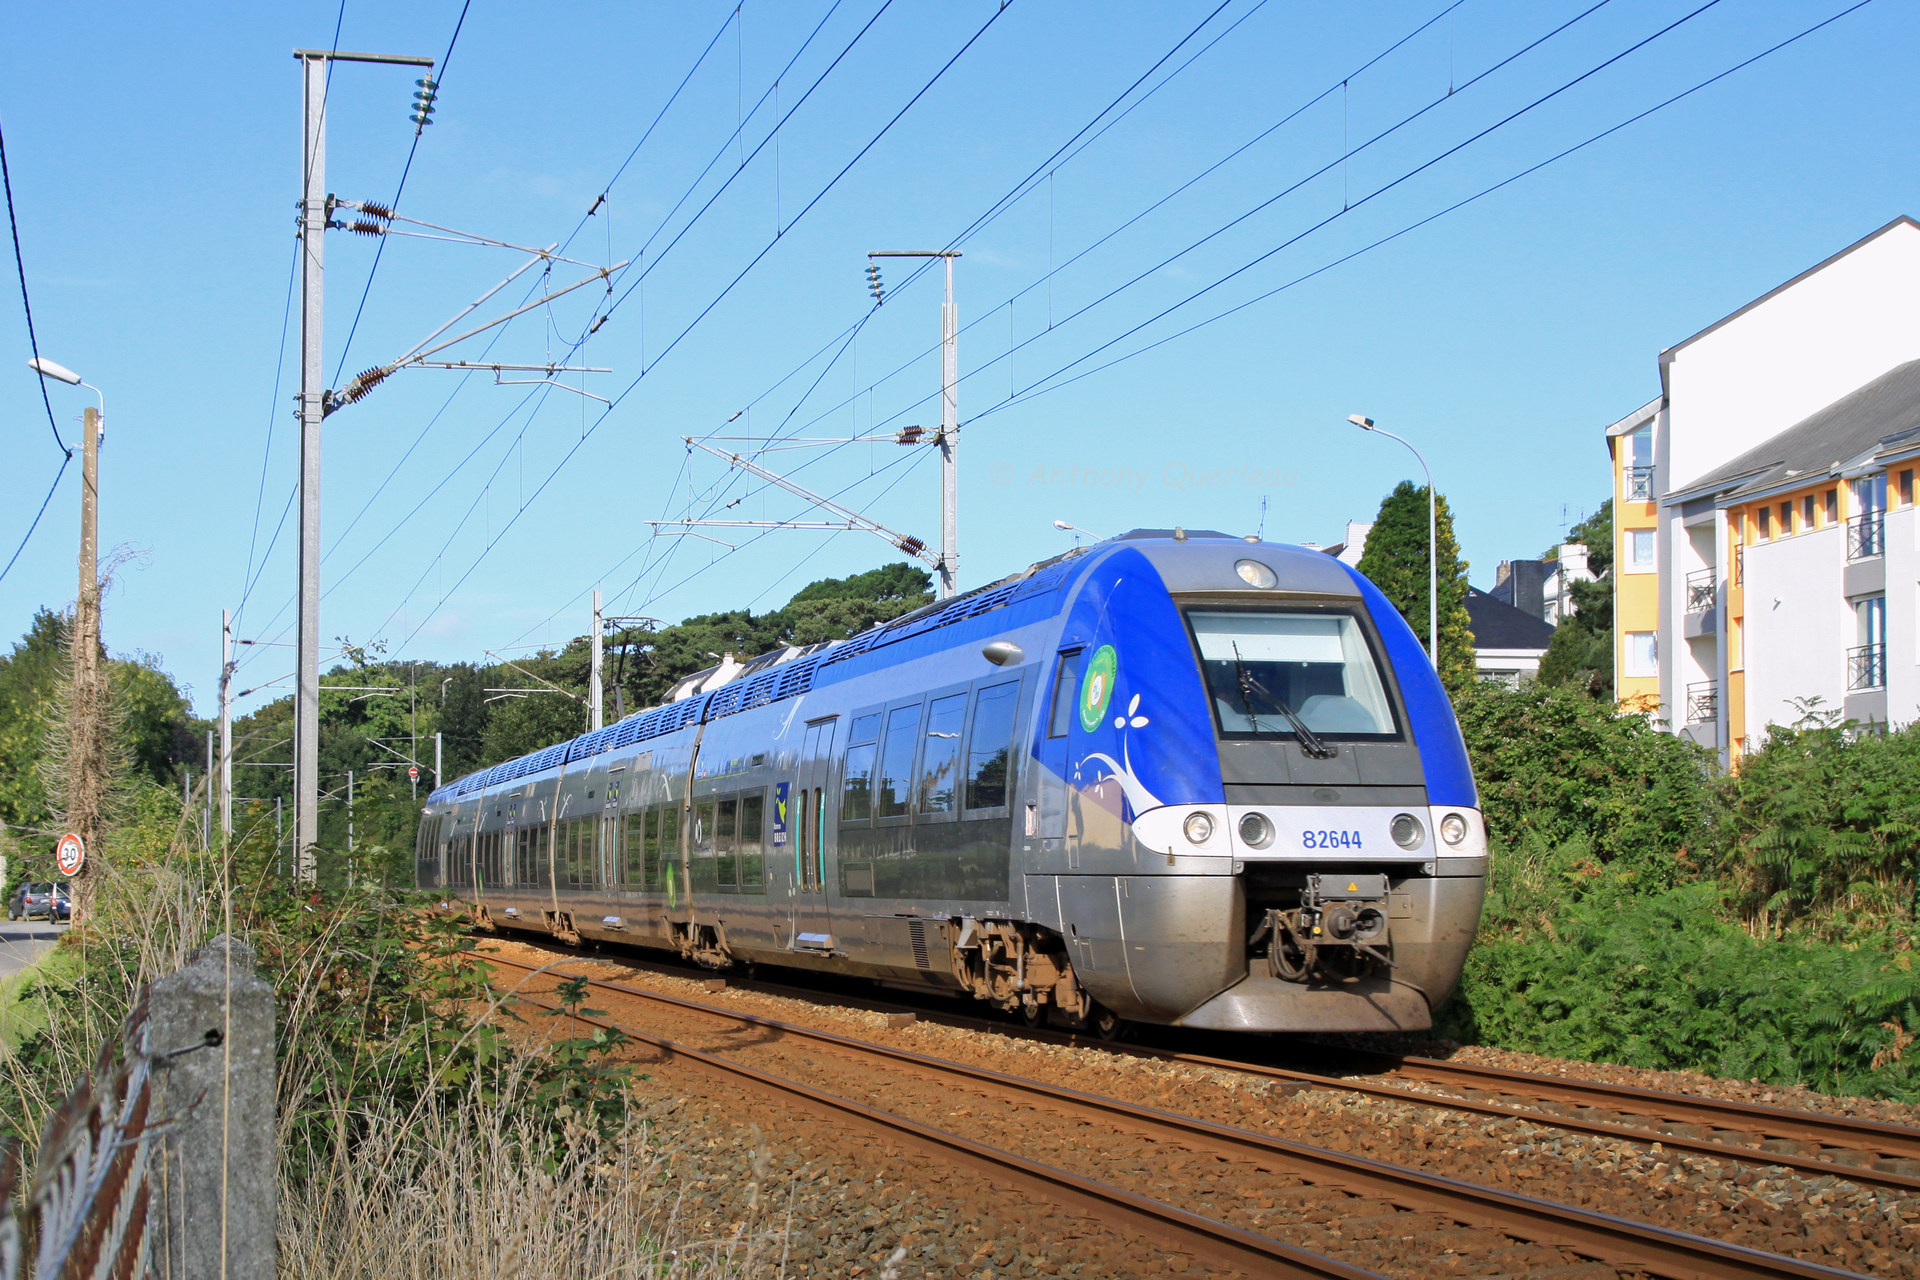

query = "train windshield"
1188;611;1397;739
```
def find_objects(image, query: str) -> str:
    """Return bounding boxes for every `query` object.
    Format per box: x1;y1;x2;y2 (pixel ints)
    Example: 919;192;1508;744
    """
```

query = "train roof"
425;531;1356;805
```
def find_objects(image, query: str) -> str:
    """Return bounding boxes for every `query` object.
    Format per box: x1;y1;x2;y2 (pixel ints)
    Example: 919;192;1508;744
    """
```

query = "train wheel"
1089;1004;1127;1041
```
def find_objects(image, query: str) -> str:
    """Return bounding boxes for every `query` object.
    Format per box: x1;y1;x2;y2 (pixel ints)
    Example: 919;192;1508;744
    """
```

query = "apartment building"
1606;216;1920;757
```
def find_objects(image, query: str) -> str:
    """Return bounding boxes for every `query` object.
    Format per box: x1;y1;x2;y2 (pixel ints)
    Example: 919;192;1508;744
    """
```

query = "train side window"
840;713;882;822
1047;650;1084;738
623;810;645;884
966;679;1021;811
715;798;738;887
738;792;765;889
917;693;969;816
876;703;922;819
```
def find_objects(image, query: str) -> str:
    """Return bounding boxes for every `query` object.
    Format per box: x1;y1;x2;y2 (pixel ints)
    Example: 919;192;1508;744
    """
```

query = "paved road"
0;919;66;980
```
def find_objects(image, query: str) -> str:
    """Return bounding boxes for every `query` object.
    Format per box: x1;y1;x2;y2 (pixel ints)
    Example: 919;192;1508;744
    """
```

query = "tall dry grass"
2;781;799;1278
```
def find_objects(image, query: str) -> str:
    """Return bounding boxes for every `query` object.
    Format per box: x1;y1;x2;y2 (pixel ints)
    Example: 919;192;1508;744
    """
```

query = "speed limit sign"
56;832;85;877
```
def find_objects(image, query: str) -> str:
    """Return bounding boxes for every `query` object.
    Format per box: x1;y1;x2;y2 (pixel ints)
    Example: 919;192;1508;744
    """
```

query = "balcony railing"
1625;466;1654;501
1733;543;1743;586
1685;680;1718;724
1685;568;1715;613
1847;511;1885;561
1848;643;1886;691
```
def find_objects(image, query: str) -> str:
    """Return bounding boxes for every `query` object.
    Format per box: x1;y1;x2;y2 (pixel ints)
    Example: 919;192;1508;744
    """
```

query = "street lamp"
30;358;105;441
1052;518;1104;543
1349;414;1437;668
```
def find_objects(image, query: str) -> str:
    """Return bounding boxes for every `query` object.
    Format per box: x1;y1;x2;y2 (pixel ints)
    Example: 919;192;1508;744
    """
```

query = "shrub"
1440;883;1920;1100
1455;680;1714;890
1712;710;1920;939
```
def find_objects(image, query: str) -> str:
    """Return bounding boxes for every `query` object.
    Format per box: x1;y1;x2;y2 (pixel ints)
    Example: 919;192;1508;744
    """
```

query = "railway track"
485;951;1875;1280
496;935;1920;1195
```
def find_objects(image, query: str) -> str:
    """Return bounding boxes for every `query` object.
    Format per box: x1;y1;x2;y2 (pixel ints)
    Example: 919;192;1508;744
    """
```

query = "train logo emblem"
1079;645;1118;732
56;832;85;877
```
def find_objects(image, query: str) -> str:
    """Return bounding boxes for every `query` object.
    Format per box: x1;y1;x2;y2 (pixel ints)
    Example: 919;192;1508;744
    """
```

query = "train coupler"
1257;874;1393;982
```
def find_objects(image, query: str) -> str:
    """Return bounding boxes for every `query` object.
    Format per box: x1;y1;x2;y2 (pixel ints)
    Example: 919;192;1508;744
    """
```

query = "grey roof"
1671;358;1920;505
1466;587;1555;652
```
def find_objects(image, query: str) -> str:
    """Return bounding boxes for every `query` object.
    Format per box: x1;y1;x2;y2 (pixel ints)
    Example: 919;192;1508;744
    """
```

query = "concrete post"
148;934;277;1280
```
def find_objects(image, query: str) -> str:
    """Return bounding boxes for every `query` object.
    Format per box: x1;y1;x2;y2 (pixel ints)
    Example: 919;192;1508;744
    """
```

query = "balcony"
1625;466;1654;501
1848;643;1886;691
1847;511;1884;561
1685;680;1718;724
1685;568;1715;614
1733;543;1743;586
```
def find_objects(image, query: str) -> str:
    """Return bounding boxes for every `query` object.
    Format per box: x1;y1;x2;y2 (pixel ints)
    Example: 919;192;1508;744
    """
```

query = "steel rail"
492;936;1920;1192
1377;1054;1920;1163
488;955;1873;1280
500;983;1384;1280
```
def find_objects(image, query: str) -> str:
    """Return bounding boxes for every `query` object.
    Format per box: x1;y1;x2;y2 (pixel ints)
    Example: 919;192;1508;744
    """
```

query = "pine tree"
1355;480;1475;691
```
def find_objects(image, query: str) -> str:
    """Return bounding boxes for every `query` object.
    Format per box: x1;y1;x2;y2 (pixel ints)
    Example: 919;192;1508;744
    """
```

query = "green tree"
1538;499;1614;698
1356;481;1474;690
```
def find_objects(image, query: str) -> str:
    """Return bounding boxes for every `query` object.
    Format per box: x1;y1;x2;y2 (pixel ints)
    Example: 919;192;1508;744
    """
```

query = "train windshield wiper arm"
1232;643;1335;759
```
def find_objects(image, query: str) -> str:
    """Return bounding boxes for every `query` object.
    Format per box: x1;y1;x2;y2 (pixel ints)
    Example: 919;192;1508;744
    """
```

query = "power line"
975;0;1880;422
233;246;302;626
1;115;70;455
772;0;1477;448
376;2;1014;653
815;0;1667;445
0;455;72;589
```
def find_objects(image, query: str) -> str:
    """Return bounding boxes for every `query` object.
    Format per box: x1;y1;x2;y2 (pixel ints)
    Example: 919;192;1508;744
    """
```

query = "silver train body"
418;530;1487;1033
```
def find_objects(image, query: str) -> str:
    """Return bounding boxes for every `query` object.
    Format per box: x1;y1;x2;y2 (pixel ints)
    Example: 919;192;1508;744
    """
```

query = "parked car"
6;881;69;922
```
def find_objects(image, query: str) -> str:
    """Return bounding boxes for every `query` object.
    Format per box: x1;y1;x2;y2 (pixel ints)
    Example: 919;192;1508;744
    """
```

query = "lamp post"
30;357;108;919
1349;414;1437;668
1051;518;1104;543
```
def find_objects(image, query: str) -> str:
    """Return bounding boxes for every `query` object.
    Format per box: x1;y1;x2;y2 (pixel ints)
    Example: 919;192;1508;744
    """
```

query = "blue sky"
1;0;1914;717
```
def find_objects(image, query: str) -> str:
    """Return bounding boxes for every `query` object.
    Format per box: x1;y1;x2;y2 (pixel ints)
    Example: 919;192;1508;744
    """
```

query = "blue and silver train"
417;529;1487;1035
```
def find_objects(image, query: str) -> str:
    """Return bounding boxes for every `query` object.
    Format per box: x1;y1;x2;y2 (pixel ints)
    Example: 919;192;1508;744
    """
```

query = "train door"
789;717;838;952
1035;648;1084;866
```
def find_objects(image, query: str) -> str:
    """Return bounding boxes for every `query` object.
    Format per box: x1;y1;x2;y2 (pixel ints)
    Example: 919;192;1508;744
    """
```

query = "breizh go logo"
1078;645;1118;733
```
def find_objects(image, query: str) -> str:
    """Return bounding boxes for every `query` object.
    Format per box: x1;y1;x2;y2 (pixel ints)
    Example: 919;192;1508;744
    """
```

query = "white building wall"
1663;221;1920;492
1742;527;1851;739
1884;504;1920;727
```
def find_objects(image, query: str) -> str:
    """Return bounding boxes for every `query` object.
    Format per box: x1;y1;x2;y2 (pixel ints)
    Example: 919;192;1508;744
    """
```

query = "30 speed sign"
56;832;85;877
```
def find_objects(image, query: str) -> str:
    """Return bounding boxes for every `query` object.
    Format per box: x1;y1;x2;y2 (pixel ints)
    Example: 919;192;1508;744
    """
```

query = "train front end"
1035;533;1485;1034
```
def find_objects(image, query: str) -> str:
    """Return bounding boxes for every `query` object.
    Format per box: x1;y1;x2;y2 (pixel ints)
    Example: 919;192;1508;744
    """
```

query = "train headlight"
1390;812;1425;850
1237;811;1274;849
1234;559;1278;589
1440;813;1469;847
1182;811;1215;844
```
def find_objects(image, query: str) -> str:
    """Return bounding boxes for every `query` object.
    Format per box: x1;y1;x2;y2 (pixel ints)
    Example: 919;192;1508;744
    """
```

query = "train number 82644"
1301;829;1364;850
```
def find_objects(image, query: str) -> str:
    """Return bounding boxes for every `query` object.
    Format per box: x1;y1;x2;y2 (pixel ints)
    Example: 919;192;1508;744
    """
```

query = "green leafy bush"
1442;884;1920;1100
1455;680;1714;890
1713;709;1920;939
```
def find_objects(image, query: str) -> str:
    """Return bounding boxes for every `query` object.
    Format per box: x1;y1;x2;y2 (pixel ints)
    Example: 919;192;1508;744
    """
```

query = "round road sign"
56;832;85;877
408;765;420;782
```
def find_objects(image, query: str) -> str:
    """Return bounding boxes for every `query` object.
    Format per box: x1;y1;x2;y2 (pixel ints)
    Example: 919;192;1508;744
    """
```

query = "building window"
1850;595;1886;691
1825;489;1838;524
1802;495;1815;528
1629;528;1655;571
1780;501;1793;535
1756;506;1771;540
1625;631;1658;678
1625;425;1653;500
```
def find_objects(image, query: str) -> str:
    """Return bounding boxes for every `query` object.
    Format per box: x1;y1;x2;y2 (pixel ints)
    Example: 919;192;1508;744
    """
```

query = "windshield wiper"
1231;643;1335;759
